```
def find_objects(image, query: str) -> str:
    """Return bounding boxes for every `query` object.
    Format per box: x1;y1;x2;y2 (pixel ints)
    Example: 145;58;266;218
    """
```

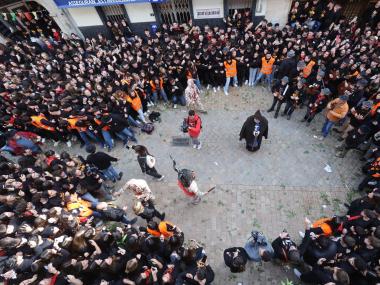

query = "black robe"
239;110;268;152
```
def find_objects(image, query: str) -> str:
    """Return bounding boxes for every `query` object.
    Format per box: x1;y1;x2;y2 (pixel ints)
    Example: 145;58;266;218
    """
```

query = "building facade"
0;0;374;41
0;0;293;40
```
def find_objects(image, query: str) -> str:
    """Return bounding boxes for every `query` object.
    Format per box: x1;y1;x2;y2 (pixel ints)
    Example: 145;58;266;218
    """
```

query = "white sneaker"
41;138;46;143
224;90;229;96
299;231;305;238
196;143;202;150
157;175;164;181
294;268;302;279
66;141;72;148
217;86;220;91
173;104;177;109
193;144;197;149
53;141;59;147
244;80;248;85
234;83;238;87
147;102;152;107
206;84;210;90
213;87;217;93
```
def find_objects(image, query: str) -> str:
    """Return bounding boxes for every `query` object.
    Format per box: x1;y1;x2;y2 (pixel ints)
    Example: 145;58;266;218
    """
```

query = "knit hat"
321;88;331;96
362;100;373;109
339;94;349;101
317;70;325;78
287;50;295;58
297;61;306;69
281;76;289;83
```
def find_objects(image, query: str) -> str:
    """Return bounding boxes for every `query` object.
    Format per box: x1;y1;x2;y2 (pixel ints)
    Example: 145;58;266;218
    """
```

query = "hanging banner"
53;0;165;8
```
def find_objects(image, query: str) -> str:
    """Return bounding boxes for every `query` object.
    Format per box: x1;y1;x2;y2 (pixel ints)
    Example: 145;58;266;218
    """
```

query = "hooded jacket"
239;110;269;142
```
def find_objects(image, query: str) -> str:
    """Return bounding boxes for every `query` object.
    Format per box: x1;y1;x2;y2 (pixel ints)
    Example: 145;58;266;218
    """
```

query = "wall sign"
54;0;165;8
194;8;221;19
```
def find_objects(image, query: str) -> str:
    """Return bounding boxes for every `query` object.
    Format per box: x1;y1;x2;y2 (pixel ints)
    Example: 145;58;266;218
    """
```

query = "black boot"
267;108;274;113
274;112;278;119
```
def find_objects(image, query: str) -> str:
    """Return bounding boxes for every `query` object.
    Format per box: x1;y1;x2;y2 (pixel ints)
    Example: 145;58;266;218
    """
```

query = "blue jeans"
136;108;146;123
127;116;141;128
248;68;259;85
322;119;335;137
115;127;137;144
101;130;114;149
101;165;119;182
81;192;99;207
152;90;168;103
79;130;102;147
194;78;201;90
172;95;186;106
224;76;238;93
253;72;273;89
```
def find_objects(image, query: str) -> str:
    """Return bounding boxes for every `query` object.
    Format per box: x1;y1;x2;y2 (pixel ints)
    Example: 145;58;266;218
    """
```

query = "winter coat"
239;110;268;152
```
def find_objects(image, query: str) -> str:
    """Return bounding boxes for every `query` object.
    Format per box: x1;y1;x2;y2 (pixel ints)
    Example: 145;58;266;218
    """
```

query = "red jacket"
187;114;201;138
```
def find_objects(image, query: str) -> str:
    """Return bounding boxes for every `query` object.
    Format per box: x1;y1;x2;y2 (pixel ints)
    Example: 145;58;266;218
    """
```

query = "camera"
181;120;189;133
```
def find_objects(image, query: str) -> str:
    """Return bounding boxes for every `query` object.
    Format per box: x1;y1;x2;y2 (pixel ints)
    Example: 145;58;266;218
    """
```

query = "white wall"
264;0;292;27
125;3;155;23
67;7;103;27
192;0;224;19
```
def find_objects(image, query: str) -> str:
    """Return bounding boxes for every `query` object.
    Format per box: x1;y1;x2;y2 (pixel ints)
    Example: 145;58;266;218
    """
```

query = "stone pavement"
45;85;362;284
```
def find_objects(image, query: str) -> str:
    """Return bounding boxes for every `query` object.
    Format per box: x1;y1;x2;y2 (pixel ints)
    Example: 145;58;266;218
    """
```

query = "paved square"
54;86;361;284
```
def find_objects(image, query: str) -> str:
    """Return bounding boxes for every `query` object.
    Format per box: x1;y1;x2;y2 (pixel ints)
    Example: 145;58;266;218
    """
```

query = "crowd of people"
0;0;380;283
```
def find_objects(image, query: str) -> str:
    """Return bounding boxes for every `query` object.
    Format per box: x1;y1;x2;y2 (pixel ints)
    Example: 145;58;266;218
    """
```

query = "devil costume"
239;110;269;152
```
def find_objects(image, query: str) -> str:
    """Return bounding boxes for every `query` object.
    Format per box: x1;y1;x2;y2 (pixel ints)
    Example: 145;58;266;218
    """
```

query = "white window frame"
255;0;267;16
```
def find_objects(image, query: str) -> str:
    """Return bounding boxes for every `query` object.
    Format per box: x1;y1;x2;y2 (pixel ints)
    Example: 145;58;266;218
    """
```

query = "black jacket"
276;57;297;79
240;110;268;151
86;152;117;170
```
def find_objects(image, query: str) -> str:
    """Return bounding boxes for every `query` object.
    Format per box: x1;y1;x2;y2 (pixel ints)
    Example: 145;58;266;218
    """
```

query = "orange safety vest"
224;60;237;77
127;92;142;111
260;57;275;75
158;221;175;238
31;115;55;131
147;227;161;237
94;118;110;131
67;200;93;217
66;118;87;132
303;60;316;78
370;102;380;117
150;78;163;92
312;218;333;236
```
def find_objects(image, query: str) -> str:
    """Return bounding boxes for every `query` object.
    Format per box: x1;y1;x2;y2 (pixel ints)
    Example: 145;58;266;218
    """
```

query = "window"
255;0;267;16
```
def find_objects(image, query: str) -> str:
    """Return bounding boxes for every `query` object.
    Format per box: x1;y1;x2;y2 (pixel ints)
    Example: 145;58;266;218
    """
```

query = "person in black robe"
239;110;268;152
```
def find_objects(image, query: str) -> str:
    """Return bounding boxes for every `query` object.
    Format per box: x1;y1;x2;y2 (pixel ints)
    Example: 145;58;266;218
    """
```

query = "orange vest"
66;118;86;132
303;60;316;78
150;79;163;92
224;60;237;77
147;227;161;237
127;93;142;111
31;115;55;131
261;57;275;75
158;221;175;238
94;118;110;131
67;200;93;218
312;218;333;236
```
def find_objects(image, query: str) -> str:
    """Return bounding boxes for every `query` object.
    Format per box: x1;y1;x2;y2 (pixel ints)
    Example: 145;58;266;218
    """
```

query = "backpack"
141;123;154;134
149;111;161;123
178;169;193;187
